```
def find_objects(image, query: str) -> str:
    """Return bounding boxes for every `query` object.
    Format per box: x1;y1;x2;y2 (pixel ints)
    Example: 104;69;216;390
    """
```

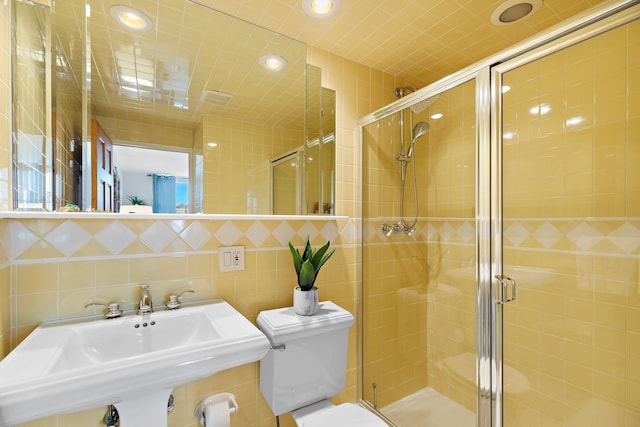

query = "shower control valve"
381;222;402;237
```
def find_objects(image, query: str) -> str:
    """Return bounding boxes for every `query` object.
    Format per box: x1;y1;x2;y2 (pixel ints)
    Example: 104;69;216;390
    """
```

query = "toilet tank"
257;301;354;416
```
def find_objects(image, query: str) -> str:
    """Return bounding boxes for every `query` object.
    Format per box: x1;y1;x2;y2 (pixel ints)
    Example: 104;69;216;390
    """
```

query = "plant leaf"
310;240;330;269
313;248;335;278
299;259;316;290
302;236;313;261
288;242;302;275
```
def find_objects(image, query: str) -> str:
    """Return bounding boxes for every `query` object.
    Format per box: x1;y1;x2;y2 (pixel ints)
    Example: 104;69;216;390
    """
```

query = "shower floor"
380;387;475;427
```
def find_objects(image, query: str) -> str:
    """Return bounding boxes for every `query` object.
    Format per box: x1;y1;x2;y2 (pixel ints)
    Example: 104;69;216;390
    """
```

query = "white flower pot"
293;286;319;315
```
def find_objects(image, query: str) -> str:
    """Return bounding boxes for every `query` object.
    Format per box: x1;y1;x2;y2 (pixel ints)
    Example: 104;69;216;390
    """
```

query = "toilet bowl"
257;301;387;427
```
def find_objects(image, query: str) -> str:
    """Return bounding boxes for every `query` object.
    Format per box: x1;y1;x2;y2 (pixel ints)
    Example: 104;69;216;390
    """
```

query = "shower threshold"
380;387;474;427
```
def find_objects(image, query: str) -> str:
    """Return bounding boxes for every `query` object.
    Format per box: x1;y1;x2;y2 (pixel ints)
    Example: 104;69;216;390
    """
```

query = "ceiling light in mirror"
430;113;444;120
259;55;288;72
302;0;341;18
110;5;153;32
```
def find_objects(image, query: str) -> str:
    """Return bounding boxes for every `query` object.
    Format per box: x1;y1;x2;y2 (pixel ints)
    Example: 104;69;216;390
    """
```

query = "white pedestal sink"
0;300;270;427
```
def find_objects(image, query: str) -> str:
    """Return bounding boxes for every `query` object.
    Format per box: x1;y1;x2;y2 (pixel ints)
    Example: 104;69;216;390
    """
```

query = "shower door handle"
495;274;516;304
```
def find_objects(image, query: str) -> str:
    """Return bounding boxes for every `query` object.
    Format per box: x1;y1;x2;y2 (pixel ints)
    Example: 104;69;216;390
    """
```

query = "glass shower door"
361;78;478;427
495;13;640;427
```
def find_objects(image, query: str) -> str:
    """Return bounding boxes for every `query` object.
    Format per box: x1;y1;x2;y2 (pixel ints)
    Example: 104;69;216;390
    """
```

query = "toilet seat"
293;402;387;427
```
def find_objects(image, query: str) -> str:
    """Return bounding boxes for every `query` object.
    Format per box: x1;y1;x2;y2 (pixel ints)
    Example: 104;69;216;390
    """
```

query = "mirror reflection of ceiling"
57;0;306;131
204;0;607;86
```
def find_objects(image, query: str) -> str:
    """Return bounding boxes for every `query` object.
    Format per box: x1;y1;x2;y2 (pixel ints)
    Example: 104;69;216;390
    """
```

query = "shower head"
410;95;439;114
407;122;430;157
395;86;416;98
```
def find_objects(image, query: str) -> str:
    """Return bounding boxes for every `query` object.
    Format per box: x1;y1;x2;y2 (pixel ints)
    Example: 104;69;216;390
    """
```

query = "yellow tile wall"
201;115;303;215
361;79;477;409
96;115;194;151
0;41;402;426
501;20;640;426
52;42;83;209
306;46;407;218
0;0;7;359
12;1;49;210
0;1;10;211
4;216;358;427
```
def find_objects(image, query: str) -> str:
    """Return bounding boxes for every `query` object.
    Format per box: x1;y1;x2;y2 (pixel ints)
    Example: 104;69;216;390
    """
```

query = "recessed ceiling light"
259;55;288;72
207;142;218;148
430;113;444;120
302;0;342;19
491;0;542;25
110;5;153;32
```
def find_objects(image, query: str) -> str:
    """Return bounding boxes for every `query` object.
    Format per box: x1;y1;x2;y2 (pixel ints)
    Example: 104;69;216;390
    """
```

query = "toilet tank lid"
256;301;354;344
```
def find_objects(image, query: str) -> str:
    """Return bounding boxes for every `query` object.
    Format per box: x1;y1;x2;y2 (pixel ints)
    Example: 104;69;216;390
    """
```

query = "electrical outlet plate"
219;246;245;272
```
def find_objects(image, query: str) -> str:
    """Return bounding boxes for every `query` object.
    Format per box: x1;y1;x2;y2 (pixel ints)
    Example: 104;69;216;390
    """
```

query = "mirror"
305;65;335;215
10;0;335;215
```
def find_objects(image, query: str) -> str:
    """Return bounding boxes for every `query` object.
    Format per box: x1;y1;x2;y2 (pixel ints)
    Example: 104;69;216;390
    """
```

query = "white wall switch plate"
219;246;245;272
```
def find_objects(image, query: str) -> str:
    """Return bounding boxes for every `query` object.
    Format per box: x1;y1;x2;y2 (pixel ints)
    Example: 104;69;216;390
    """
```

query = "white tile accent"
533;222;563;248
214;221;243;246
607;223;640;253
457;222;475;243
364;222;378;242
140;221;176;252
95;221;137;254
246;221;271;248
504;222;529;246
180;221;212;250
297;221;319;241
44;220;92;256
3;221;39;260
340;220;357;244
426;223;437;240
273;221;296;247
568;223;603;250
320;221;339;243
439;222;456;241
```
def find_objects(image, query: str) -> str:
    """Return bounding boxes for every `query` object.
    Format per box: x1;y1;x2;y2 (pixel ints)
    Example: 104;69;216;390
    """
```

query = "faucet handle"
85;301;123;319
166;289;195;310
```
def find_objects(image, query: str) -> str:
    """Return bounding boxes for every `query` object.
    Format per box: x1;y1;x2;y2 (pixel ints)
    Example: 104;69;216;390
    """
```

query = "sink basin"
0;300;270;426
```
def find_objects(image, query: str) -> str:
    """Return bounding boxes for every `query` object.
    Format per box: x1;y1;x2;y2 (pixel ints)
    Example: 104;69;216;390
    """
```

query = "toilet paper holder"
194;392;238;426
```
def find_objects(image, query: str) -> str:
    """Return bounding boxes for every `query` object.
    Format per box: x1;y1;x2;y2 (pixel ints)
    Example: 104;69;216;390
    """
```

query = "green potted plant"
288;236;335;315
127;195;146;205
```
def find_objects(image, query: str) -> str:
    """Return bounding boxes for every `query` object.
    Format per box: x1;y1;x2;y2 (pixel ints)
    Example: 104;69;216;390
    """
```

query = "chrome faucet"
166;288;195;310
137;284;153;315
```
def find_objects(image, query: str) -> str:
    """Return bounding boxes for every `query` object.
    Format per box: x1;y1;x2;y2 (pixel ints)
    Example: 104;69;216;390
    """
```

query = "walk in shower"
359;2;639;426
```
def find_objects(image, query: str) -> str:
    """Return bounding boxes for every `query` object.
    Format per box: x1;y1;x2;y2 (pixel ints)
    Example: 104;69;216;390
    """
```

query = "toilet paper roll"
204;401;230;427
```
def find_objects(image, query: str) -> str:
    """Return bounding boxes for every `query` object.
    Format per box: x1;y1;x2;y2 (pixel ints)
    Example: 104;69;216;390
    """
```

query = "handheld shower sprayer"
407;122;430;158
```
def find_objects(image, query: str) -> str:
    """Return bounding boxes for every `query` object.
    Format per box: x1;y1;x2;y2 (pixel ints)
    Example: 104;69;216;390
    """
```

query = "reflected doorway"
271;148;304;215
113;145;190;214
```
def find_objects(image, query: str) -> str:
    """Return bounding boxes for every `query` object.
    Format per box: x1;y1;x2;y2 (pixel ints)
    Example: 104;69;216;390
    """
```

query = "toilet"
257;301;387;426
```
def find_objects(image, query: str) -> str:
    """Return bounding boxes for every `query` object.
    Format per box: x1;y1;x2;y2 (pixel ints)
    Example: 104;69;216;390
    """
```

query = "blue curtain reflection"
152;174;176;213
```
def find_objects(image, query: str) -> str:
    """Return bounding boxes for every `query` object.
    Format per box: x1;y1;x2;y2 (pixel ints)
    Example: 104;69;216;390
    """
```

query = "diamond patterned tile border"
214;221;243;246
533;222;563;248
297;221;319;242
273;222;296;246
44;221;92;257
140;221;176;252
246;221;271;248
95;221;137;254
180;221;212;250
3;221;39;260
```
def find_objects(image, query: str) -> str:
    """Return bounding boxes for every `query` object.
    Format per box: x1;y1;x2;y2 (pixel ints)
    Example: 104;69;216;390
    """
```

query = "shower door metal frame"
357;3;639;426
489;4;640;426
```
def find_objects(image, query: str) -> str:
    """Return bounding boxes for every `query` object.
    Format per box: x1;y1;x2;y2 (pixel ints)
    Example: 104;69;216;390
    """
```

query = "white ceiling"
113;145;189;177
